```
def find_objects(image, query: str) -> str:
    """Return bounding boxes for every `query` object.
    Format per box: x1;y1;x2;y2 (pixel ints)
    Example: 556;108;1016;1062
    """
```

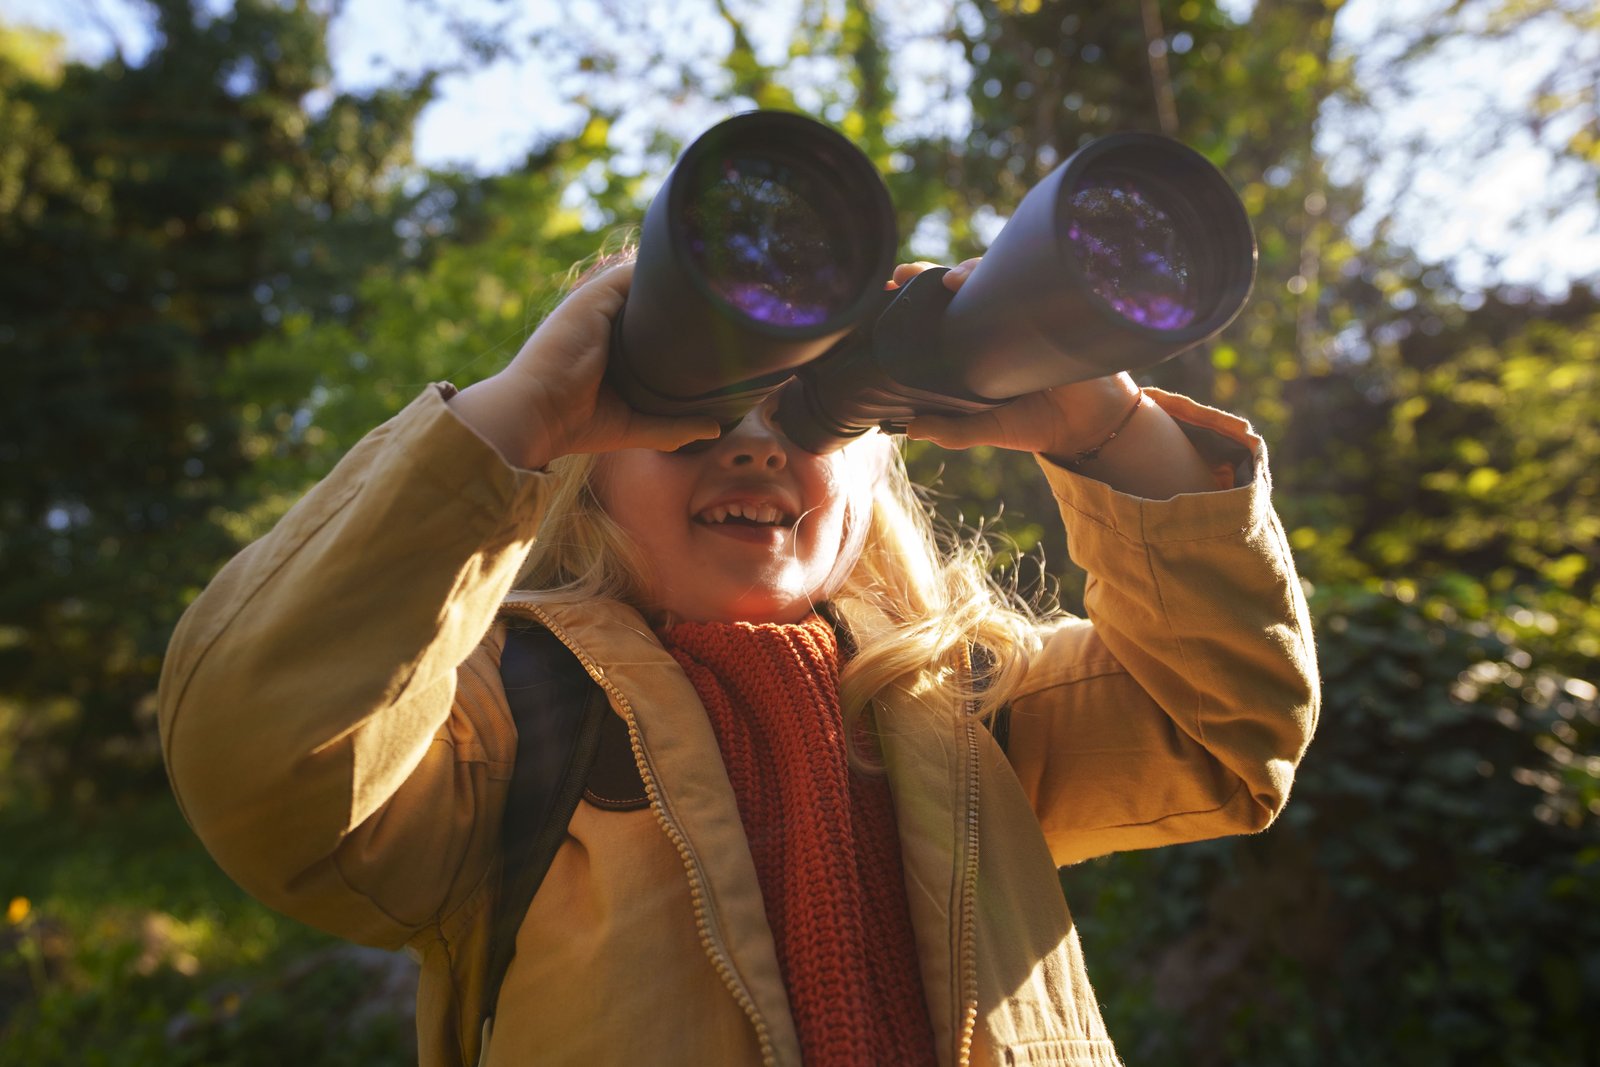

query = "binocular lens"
1066;174;1199;331
682;152;861;329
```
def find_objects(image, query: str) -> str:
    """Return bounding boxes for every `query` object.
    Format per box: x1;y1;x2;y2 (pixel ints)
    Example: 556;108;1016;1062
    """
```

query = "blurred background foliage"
1;0;1596;1062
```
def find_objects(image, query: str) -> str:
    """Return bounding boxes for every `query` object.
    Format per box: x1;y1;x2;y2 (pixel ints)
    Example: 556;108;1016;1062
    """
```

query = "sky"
4;0;1597;295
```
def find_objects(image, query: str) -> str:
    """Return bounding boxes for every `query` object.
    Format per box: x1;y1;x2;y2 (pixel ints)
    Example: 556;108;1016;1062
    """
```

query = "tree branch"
1139;0;1179;134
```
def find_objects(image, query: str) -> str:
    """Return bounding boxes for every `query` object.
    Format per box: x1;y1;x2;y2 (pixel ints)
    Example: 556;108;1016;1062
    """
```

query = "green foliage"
0;800;412;1065
220;139;639;516
1068;581;1600;1066
0;0;429;808
1281;287;1600;674
1390;309;1599;594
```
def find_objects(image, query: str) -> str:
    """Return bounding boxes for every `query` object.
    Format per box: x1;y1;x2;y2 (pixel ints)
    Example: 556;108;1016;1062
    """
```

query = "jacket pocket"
1004;1037;1124;1067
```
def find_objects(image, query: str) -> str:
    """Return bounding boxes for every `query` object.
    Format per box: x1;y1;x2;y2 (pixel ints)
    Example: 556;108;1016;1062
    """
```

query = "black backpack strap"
481;621;611;1026
970;642;1011;756
988;701;1012;756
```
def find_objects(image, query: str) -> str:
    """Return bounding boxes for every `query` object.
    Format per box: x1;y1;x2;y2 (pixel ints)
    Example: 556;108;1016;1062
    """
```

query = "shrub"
1068;581;1600;1066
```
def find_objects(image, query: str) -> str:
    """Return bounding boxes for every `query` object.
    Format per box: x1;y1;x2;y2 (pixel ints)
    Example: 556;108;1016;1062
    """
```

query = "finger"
568;259;635;314
904;409;1012;451
891;260;943;287
622;414;723;453
942;257;981;290
588;258;635;294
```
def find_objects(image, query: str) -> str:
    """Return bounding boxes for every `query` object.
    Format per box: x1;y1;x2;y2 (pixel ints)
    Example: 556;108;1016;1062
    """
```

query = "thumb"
905;409;1010;452
625;414;723;453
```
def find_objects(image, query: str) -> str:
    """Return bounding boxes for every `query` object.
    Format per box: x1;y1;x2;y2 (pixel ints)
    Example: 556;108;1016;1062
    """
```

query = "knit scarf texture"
660;614;938;1067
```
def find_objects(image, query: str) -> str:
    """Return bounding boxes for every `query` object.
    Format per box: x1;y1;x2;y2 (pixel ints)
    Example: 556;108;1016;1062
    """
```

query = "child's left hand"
895;259;1145;462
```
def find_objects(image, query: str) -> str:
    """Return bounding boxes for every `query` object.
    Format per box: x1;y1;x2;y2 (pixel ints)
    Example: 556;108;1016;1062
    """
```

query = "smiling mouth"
695;502;796;527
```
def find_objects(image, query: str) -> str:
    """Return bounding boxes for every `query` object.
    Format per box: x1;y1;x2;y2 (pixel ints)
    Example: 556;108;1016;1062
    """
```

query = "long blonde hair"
515;244;1051;737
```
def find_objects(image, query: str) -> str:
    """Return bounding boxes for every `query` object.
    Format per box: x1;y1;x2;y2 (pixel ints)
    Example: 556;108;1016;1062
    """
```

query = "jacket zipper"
956;649;982;1067
513;605;779;1067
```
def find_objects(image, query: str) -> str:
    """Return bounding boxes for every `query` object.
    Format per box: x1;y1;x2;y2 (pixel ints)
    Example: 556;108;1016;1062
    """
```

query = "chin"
661;591;818;627
735;604;815;625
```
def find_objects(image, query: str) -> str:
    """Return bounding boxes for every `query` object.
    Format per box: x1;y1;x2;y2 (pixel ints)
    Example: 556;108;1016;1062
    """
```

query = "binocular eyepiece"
606;110;1257;453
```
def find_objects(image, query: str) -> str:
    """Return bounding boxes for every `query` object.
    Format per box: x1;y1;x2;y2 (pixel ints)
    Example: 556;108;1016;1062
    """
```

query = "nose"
717;402;788;470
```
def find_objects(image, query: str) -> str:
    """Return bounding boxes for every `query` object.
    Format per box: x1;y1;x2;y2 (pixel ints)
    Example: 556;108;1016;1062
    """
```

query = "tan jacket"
158;386;1318;1067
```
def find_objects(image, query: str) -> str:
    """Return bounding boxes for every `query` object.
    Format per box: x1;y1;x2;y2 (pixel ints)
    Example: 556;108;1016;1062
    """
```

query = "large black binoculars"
607;111;1256;453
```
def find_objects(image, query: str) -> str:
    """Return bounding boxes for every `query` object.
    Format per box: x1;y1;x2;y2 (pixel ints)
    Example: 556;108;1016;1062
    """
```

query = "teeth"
700;502;788;525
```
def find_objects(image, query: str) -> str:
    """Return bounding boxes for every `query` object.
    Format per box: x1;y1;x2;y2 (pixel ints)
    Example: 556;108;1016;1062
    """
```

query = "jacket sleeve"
157;386;550;949
1004;390;1320;867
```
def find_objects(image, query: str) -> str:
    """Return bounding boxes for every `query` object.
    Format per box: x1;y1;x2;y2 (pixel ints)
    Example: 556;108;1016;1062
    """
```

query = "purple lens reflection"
682;154;856;328
709;282;829;327
1066;175;1197;330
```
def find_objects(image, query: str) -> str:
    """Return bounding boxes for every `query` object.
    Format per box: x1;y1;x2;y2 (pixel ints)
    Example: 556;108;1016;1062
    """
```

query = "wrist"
1061;388;1148;467
1040;375;1144;461
448;374;565;470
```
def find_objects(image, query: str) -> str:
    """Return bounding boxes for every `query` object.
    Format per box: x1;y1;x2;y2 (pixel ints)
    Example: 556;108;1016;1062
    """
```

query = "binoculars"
607;111;1256;453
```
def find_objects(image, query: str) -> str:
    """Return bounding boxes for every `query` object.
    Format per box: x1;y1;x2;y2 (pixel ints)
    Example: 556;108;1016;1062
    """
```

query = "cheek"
592;454;688;559
803;460;854;536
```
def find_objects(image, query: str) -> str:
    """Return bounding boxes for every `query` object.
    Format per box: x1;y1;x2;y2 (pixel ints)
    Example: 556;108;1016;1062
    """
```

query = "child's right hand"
447;261;722;469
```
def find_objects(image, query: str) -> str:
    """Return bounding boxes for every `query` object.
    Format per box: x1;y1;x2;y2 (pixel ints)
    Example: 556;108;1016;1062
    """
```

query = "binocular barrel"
608;111;897;422
607;111;1258;452
921;132;1257;399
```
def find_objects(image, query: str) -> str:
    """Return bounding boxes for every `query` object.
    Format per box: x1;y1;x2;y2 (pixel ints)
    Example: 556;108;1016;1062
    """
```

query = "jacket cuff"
390;384;551;521
1036;389;1275;545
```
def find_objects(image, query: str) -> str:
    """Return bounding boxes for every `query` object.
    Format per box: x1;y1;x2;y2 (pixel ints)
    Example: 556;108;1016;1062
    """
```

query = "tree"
220;119;638;502
0;0;429;806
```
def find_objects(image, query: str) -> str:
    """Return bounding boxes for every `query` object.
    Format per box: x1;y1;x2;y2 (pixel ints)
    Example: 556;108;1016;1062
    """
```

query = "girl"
158;257;1318;1067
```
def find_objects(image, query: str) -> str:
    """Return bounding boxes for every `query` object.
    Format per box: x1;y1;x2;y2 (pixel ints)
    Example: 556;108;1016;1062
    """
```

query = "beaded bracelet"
1064;387;1147;467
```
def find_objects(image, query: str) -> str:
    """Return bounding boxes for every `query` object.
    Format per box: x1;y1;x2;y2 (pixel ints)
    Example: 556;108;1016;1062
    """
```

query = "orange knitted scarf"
660;615;938;1067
